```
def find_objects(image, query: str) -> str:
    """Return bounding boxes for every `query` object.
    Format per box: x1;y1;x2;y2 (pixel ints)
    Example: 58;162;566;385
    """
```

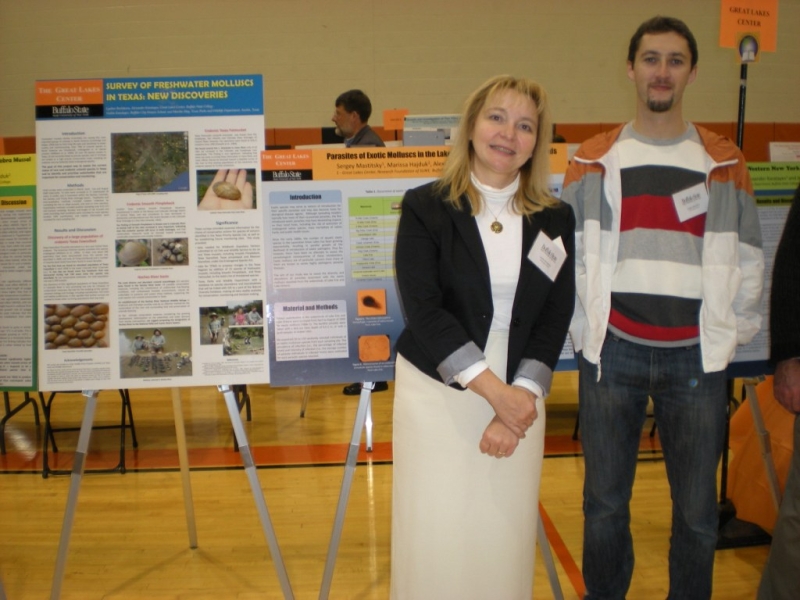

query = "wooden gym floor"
0;375;770;599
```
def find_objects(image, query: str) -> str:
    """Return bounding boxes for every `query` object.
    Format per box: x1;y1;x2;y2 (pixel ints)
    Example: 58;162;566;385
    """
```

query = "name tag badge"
528;231;566;282
673;182;709;222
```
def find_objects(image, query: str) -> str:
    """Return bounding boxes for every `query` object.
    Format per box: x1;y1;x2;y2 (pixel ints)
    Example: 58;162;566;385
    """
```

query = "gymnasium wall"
1;0;798;159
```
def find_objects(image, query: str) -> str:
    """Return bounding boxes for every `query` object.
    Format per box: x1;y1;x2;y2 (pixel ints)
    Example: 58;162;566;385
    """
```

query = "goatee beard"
647;98;674;112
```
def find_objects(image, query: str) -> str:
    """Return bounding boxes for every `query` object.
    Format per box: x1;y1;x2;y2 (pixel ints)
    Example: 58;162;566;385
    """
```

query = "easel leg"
50;390;98;600
365;395;373;452
537;510;564;600
319;382;373;599
218;385;294;600
745;379;783;510
299;385;311;417
171;387;198;548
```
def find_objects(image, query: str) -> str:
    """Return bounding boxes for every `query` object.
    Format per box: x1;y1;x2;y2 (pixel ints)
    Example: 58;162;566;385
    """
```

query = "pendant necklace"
485;201;509;233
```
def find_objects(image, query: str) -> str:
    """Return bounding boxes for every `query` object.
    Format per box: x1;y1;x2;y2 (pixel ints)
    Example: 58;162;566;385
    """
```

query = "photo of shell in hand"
196;168;257;210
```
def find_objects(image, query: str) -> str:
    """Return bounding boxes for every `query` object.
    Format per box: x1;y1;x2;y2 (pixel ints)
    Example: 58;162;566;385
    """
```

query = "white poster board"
35;75;269;390
0;154;36;391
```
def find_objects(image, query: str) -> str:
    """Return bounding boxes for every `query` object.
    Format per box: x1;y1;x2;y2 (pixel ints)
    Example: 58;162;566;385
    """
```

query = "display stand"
317;382;563;599
231;385;251;452
39;389;135;477
50;390;99;600
217;384;295;600
718;376;774;549
319;381;375;600
538;517;564;600
744;378;783;511
736;63;748;148
299;385;373;451
48;387;295;600
299;385;311;417
171;387;198;548
1;391;40;455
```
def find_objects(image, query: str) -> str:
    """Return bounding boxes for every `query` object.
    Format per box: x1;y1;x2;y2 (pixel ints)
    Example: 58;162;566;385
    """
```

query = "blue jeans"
579;334;728;600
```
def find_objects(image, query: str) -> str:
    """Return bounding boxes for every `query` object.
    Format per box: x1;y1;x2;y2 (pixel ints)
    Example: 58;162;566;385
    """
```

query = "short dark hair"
628;16;698;68
335;89;372;123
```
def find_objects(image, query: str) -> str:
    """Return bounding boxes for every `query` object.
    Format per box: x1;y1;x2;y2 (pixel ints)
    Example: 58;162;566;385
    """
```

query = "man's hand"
773;358;800;414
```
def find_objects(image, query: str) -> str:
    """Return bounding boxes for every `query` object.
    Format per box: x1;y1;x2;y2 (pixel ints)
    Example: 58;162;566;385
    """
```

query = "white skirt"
390;331;546;600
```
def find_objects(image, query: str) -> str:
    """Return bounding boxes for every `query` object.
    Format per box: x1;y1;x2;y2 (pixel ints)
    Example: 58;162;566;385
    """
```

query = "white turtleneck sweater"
454;174;544;399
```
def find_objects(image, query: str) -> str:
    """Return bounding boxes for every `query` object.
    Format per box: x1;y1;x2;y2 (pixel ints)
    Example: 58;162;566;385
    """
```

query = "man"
246;306;262;325
561;16;764;600
334;90;388;394
132;335;148;352
331;89;385;148
758;184;800;600
207;313;222;343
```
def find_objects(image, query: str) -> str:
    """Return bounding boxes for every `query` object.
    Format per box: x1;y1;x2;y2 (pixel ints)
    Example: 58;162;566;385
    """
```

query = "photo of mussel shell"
153;237;189;266
115;239;151;267
44;303;110;350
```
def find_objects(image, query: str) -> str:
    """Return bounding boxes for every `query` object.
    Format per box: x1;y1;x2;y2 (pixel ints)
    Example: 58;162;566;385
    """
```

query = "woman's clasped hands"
470;371;538;459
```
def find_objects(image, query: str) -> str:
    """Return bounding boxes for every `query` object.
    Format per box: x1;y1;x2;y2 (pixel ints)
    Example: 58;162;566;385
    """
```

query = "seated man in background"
332;89;385;148
333;89;388;395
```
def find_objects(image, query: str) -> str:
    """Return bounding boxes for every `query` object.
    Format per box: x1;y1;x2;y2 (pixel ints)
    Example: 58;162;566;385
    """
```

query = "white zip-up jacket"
561;123;764;374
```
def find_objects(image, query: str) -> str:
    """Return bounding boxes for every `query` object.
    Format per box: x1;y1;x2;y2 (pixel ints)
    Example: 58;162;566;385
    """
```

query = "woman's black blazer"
394;180;576;388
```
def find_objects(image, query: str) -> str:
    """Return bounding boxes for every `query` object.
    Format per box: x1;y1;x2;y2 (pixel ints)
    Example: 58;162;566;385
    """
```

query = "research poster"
261;145;574;386
0;154;37;391
732;162;800;373
261;146;440;386
35;75;268;391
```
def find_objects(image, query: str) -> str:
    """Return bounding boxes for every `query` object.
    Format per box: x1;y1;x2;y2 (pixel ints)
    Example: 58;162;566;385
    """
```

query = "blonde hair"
435;75;557;216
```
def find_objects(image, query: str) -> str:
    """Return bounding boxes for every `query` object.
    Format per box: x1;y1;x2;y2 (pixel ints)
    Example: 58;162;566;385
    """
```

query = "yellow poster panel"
0;154;36;188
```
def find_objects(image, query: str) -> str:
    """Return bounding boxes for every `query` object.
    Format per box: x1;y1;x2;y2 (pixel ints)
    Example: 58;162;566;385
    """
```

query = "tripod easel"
48;386;295;599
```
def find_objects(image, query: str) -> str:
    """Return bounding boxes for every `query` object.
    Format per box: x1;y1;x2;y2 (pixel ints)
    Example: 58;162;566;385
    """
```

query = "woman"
391;75;575;599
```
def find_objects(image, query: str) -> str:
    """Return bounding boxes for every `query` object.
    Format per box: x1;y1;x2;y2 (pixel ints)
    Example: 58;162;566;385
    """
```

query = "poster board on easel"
34;75;295;599
35;75;269;392
0;153;37;393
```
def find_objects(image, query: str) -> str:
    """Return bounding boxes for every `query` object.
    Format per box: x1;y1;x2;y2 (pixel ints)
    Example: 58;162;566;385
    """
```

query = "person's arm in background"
771;185;800;414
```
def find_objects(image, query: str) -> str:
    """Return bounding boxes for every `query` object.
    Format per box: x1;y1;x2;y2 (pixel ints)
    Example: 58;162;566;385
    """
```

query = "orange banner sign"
719;0;778;52
383;109;410;131
35;79;104;105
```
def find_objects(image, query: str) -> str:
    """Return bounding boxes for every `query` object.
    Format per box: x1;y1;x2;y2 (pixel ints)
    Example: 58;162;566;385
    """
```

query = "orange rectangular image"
35;79;104;106
358;334;391;363
356;289;387;317
261;149;313;171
